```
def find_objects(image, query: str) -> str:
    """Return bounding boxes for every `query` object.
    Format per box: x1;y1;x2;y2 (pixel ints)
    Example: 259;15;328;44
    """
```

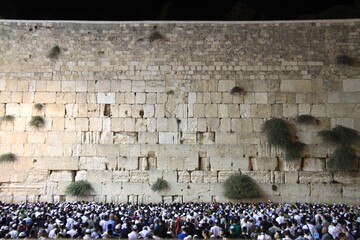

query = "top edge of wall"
1;19;360;25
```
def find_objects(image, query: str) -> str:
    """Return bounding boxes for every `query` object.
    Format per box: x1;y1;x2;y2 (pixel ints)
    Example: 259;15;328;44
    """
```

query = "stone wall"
0;19;359;204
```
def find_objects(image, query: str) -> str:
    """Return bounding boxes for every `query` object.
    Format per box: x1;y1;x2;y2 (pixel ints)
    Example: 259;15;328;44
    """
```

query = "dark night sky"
0;0;360;21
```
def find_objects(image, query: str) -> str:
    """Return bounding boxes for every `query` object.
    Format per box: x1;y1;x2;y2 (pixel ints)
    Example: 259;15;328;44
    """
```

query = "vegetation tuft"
296;114;320;125
65;180;94;196
262;118;306;161
33;103;44;111
29;116;45;129
47;45;61;59
1;115;15;122
230;86;246;95
148;31;164;43
151;178;170;192
318;125;360;146
223;172;261;199
0;153;17;162
328;146;358;171
336;55;357;66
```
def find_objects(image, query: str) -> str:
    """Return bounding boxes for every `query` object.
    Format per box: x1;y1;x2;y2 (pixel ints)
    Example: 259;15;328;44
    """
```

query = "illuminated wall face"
0;20;359;204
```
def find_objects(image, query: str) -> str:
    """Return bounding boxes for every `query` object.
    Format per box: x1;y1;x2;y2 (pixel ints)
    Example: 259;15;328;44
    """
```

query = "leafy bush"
318;125;360;146
296;115;320;125
151;178;170;192
0;153;16;162
47;45;61;59
336;55;357;66
148;31;164;42
262;118;293;149
1;115;15;122
33;103;44;111
65;180;94;196
230;86;246;95
328;146;358;171
223;172;261;199
262;118;306;161
29;116;45;129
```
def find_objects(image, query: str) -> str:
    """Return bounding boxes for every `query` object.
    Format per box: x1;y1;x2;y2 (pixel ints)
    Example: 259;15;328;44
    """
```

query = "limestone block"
97;92;115;104
190;171;204;183
302;158;326;171
34;92;56;103
159;132;179;144
203;171;218;183
280;80;296;92
46;104;65;117
272;171;285;183
112;171;130;182
278;183;310;198
45;181;58;195
74;170;87;181
180;132;196;144
333;172;360;183
342;184;360;199
205;104;217;117
0;195;13;203
343;79;360;92
218;171;236;183
163;170;177;183
285;171;299;183
1;182;44;195
12;195;27;204
242;171;272;183
193;104;205;117
34;157;78;171
5;103;19;116
96;144;119;157
121;182;144;195
251;157;278;171
197;132;215;144
86;170;112;183
210;157;232;171
49;170;73;182
114;132;137;144
28;132;46;144
89;118;102;131
283;104;298;117
281;159;302;171
178;171;190;183
130;170;149;182
146;81;165;92
26;170;49;182
119;104;132;117
79;157;106;170
138;132;158;144
149;170;163;182
299;171;333;183
310;183;342;197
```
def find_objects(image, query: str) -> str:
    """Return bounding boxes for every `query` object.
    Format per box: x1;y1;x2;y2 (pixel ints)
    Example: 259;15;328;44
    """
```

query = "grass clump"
296;115;320;125
328;146;358;171
223;172;261;199
65;180;94;196
1;115;15;122
33;103;44;111
230;86;246;95
47;45;61;59
151;178;170;192
0;153;17;162
148;31;164;43
262;118;306;161
29;116;45;129
336;55;357;66
318;125;359;171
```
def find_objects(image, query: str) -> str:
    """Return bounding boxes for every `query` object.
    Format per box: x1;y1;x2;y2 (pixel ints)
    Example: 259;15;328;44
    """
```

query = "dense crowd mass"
0;201;359;239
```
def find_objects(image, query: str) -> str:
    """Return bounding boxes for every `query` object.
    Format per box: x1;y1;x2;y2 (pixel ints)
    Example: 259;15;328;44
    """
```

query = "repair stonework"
0;19;359;204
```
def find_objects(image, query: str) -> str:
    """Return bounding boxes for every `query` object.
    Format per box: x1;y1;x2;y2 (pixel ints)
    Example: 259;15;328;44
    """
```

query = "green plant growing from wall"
33;103;44;111
1;115;15;122
296;114;320;125
65;180;94;196
223;172;261;199
262;118;306;161
0;153;16;162
166;90;175;95
151;178;170;192
29;116;45;129
336;55;357;66
148;29;164;43
318;125;360;171
47;45;61;59
230;86;246;95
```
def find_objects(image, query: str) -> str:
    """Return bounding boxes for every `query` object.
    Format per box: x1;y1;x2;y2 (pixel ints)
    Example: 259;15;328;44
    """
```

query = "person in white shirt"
328;219;342;239
128;225;139;240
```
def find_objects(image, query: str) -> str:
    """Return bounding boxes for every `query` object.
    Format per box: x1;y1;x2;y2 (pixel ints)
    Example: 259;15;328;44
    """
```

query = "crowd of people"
0;200;359;240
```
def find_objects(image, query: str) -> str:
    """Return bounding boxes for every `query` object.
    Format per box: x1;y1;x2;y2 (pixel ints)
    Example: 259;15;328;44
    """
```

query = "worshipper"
128;224;139;240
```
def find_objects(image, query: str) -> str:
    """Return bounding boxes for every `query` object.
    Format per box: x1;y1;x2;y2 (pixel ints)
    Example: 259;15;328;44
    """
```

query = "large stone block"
112;171;130;182
251;157;278;171
299;171;333;183
302;158;326;171
310;183;342;198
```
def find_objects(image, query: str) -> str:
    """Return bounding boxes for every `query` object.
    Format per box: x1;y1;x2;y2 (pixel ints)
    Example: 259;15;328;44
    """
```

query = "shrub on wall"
1;115;15;122
47;45;61;59
148;31;164;43
296;114;320;125
223;172;261;199
33;103;44;111
262;118;306;161
29;116;45;129
318;125;360;171
230;86;246;95
65;180;94;196
151;178;170;192
336;55;357;66
0;153;17;162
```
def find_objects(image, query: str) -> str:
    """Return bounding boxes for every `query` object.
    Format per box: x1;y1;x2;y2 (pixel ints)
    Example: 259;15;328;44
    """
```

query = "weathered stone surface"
299;171;333;183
